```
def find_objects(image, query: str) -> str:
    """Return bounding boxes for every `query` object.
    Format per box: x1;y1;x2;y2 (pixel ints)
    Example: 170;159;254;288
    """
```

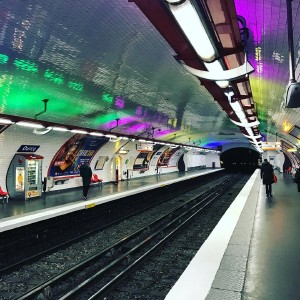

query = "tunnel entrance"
220;147;260;172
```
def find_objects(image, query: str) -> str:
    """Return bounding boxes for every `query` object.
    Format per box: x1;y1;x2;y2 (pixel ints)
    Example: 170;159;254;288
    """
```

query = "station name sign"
17;145;40;152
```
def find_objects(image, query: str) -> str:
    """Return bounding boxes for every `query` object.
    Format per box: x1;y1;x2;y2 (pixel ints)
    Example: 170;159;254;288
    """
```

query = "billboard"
48;134;108;177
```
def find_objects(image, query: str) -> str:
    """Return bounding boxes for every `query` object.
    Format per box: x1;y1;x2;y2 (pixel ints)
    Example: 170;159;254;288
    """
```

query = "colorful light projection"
68;81;83;92
102;93;114;104
13;58;38;73
0;52;177;135
282;120;293;132
115;96;125;109
101;116;138;131
0;54;9;64
44;69;64;85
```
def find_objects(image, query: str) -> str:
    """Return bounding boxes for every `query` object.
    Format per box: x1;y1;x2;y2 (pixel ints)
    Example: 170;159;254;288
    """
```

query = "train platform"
0;168;222;233
166;169;300;300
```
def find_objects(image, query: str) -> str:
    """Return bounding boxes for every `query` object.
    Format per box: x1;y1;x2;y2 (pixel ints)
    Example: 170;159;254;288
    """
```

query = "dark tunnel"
220;147;261;173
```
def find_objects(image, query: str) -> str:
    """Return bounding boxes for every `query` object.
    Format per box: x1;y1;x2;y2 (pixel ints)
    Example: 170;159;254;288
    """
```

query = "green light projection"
68;81;83;92
44;69;64;85
0;54;9;64
250;76;284;134
0;72;93;117
102;93;113;104
13;58;38;73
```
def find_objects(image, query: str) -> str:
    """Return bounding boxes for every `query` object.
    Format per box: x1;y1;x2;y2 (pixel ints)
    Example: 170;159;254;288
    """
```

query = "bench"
0;186;9;203
91;174;103;187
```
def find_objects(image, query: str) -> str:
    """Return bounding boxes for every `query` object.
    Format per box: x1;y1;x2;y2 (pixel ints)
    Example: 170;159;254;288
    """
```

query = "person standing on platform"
79;163;92;200
294;168;300;192
260;158;274;197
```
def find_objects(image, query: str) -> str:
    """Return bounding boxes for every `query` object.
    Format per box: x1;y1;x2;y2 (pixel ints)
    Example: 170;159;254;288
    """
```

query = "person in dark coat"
294;168;300;192
260;159;274;197
79;163;92;200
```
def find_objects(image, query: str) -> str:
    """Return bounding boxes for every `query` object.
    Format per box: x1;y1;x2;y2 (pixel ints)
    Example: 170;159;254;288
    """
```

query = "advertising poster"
16;167;25;191
95;156;108;170
133;144;162;170
48;134;108;177
157;147;180;167
167;148;185;167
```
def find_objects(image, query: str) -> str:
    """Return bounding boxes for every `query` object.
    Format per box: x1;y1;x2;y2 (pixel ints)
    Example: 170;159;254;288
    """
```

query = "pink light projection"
102;116;139;131
135;105;143;116
125;123;150;134
234;1;264;45
115;96;125;109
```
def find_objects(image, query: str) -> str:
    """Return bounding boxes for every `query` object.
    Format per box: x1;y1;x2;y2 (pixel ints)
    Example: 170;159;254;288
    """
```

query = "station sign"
17;145;40;152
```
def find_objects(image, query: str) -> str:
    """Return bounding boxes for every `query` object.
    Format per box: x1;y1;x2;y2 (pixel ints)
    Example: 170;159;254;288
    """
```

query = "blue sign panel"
17;145;40;152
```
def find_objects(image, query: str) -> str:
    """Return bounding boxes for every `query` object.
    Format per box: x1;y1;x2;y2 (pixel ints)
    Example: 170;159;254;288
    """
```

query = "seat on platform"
0;186;9;203
91;174;103;186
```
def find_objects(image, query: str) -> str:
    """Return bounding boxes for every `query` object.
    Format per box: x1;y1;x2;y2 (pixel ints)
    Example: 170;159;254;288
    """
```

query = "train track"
0;173;248;299
0;171;224;273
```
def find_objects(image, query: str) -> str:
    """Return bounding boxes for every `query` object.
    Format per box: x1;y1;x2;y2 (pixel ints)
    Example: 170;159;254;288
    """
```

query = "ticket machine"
7;154;44;200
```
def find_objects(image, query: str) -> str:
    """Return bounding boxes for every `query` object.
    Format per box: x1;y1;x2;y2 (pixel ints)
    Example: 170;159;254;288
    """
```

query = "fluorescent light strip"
90;132;104;136
52;127;69;132
70;129;88;134
0;118;14;124
105;134;117;138
168;0;215;62
16;121;44;129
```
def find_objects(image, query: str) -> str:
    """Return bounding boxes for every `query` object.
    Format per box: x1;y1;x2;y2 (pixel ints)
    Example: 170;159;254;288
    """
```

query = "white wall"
205;153;221;168
263;150;285;172
0;125;218;194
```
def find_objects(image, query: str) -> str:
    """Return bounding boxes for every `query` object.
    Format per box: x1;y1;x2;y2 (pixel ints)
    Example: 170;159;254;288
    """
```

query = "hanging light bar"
70;129;88;134
16;121;44;129
166;0;216;62
0;118;14;124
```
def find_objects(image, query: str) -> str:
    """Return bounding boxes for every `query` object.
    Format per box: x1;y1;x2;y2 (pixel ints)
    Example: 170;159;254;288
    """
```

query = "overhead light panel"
52;127;69;132
16;121;44;129
71;129;88;134
90;132;104;136
0;118;14;124
167;0;215;62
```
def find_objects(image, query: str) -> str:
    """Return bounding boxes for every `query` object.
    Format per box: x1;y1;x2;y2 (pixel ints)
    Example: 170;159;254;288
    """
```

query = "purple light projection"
115;96;125;109
102;116;138;131
135;105;143;116
125;123;150;134
234;0;289;82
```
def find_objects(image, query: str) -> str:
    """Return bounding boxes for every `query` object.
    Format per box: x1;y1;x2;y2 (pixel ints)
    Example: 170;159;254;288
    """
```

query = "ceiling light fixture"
166;0;215;62
70;129;88;134
0;118;14;124
90;132;104;136
52;127;69;132
16;121;44;129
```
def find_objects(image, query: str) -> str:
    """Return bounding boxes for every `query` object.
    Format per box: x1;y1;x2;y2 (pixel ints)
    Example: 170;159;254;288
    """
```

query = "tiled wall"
0;125;218;192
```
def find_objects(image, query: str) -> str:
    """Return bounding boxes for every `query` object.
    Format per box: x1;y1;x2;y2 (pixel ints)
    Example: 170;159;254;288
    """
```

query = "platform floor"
166;169;300;300
0;168;222;232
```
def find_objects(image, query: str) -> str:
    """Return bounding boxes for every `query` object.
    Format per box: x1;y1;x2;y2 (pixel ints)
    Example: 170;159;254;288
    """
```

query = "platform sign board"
17;145;40;152
48;134;108;177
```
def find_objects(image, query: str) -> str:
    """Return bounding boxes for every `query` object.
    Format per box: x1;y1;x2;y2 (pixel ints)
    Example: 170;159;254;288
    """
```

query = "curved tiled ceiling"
0;0;299;152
